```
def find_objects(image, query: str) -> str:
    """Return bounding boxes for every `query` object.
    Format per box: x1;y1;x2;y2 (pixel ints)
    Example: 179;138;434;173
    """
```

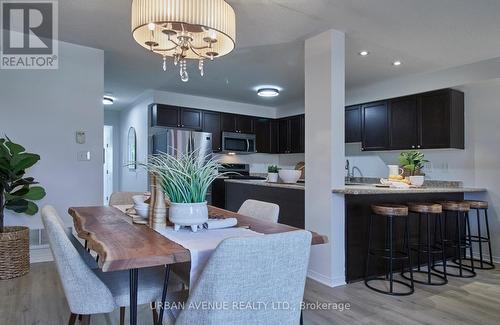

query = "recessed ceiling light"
392;60;402;66
257;88;280;97
103;96;114;105
359;51;369;56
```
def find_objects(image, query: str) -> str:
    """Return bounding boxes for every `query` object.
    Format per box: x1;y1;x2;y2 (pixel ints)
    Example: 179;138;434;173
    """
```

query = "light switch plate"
77;151;91;161
76;131;86;144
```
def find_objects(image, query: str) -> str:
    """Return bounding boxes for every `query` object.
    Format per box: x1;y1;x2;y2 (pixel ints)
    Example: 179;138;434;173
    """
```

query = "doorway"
103;125;113;204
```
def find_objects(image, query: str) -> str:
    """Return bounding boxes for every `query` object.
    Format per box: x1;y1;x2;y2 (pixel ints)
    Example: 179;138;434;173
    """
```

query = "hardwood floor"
1;262;499;324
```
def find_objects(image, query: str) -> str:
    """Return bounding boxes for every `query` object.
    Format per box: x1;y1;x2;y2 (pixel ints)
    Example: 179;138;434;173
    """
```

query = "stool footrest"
368;248;409;261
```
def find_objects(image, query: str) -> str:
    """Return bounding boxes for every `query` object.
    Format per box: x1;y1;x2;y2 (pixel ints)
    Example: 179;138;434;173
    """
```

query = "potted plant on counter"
399;150;429;187
267;165;280;183
0;137;46;279
144;150;220;232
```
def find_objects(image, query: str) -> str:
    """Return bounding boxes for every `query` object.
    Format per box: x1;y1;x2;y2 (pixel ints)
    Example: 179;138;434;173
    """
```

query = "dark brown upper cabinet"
220;113;255;134
255;118;278;154
221;113;237;132
388;95;418;150
345;105;361;143
361;101;389;151
418;89;464;149
180;107;202;130
202;111;221;152
278;115;305;154
151;104;180;128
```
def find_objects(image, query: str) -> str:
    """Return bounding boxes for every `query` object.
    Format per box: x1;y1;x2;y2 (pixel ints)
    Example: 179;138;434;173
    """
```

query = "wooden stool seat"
437;201;470;212
465;200;488;209
371;204;408;217
407;202;442;214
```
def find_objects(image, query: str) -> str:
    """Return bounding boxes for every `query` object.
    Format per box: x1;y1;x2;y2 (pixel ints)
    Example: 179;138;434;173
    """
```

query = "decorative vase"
0;226;30;280
409;175;425;187
148;174;168;231
267;172;278;183
169;201;208;232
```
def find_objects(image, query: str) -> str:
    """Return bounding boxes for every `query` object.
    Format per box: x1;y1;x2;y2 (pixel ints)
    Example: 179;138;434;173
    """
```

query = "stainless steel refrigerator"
150;128;213;161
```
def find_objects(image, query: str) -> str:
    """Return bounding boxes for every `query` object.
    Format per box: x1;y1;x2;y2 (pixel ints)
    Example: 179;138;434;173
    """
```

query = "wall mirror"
127;127;137;170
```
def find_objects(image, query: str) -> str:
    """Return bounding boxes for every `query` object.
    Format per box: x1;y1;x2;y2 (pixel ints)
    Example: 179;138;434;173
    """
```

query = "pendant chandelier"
131;0;236;82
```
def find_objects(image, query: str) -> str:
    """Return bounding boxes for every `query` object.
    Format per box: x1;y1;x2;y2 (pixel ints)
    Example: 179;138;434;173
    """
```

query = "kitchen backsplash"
215;153;305;174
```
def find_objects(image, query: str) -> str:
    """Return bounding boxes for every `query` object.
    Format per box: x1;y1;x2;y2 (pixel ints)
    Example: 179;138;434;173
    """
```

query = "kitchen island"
338;182;486;282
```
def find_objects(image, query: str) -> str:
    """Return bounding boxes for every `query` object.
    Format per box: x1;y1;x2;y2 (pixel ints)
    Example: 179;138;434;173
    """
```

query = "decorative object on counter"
399;150;429;176
0;136;46;280
278;169;302;184
409;175;425;187
295;161;305;180
142;150;220;232
267;165;280;183
388;164;404;178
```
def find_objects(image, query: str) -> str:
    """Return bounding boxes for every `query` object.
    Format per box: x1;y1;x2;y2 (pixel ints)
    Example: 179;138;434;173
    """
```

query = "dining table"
68;205;328;325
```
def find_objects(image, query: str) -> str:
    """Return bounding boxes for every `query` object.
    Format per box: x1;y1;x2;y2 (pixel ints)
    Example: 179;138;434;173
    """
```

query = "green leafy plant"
141;150;220;203
267;165;280;173
398;150;429;176
0;136;46;231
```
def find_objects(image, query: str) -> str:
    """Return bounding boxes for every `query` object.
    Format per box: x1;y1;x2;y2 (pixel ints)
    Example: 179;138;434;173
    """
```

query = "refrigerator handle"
246;139;250;152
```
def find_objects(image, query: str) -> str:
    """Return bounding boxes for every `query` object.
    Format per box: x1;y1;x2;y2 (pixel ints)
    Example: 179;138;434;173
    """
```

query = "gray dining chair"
109;191;145;206
238;199;280;223
41;205;170;325
174;230;312;324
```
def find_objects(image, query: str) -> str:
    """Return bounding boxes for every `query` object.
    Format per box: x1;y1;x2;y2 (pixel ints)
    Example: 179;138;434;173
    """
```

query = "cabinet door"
270;119;279;154
361;101;388;151
418;90;451;149
180;107;202;130
345;105;361;143
236;115;255;133
221;113;236;132
255;118;272;153
202;111;221;152
278;118;289;153
289;115;304;153
388;96;418;149
151;104;180;127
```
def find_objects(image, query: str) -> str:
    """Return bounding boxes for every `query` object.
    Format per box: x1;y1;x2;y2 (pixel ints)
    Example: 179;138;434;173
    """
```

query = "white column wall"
305;30;346;287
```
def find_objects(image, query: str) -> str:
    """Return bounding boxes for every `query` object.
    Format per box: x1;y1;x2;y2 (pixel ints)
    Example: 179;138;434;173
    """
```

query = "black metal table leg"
130;268;138;325
158;265;171;325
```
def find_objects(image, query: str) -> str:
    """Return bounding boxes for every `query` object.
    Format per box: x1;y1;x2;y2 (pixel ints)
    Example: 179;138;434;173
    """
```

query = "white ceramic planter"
169;201;208;232
409;175;425;187
267;172;279;183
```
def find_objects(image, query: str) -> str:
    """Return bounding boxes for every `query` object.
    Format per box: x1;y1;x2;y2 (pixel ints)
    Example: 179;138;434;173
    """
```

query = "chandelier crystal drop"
131;0;236;82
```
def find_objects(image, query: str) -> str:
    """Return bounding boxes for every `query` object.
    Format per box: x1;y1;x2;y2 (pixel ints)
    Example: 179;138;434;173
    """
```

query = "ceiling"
58;0;500;110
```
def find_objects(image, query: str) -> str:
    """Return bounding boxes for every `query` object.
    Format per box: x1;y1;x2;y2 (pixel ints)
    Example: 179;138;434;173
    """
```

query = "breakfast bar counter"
333;184;486;195
224;178;305;190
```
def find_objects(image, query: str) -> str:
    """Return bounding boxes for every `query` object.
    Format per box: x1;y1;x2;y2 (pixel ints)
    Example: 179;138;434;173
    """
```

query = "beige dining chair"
41;205;172;325
237;199;280;223
109;192;144;206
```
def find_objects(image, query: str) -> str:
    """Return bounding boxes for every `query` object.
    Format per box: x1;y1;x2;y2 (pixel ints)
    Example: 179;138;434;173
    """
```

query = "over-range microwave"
221;132;257;154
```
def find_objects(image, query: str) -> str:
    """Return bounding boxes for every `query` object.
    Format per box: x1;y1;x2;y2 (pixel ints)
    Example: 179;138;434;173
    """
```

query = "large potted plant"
0;137;46;279
144;150;219;232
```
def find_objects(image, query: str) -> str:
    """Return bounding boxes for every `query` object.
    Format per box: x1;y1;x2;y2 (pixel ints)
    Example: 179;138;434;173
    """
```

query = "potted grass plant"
0;136;46;279
143;150;220;232
399;150;429;187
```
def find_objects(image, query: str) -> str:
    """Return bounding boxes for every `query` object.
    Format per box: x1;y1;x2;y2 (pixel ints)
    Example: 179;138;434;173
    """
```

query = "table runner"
114;205;262;286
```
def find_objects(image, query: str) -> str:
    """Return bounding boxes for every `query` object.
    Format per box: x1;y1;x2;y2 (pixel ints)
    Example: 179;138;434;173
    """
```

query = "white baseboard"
30;246;53;264
307;269;346;288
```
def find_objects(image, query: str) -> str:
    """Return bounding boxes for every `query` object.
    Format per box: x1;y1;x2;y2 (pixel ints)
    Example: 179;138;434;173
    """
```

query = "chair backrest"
109;192;144;206
41;205;115;315
237;199;280;223
175;230;312;325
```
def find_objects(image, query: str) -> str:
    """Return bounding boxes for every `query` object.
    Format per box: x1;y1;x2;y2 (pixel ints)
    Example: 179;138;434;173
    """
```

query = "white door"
103;126;113;204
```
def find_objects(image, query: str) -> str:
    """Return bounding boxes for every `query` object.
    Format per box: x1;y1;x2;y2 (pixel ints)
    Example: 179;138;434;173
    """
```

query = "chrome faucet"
345;159;352;179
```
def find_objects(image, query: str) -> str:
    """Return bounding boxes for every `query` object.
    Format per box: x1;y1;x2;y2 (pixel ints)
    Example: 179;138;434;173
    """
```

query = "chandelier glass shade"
131;0;236;82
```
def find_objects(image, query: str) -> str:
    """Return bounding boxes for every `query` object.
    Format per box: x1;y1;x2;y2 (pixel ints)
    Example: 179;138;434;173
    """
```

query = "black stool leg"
476;209;484;269
405;216;414;291
456;211;463;277
466;212;475;274
389;216;394;294
438;213;447;280
364;214;374;280
417;213;422;271
426;213;432;284
485;209;494;267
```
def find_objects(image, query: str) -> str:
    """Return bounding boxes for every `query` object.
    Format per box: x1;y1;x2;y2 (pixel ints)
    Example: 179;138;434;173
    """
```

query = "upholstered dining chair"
109;191;145;206
41;205;171;325
237;199;280;223
173;230;312;324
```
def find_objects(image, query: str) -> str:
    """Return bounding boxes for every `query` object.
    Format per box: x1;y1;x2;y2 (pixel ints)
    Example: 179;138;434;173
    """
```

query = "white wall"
0;42;104;228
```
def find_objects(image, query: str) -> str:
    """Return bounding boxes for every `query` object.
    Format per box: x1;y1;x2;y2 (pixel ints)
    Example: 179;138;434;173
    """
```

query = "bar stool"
364;204;414;296
433;201;476;278
401;203;447;286
458;200;494;270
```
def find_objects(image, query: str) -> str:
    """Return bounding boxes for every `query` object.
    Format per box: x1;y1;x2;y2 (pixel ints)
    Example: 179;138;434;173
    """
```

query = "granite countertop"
333;184;487;195
224;179;305;190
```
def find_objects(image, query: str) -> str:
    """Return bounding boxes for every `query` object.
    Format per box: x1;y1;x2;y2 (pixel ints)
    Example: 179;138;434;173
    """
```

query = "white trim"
307;269;346;288
30;247;53;264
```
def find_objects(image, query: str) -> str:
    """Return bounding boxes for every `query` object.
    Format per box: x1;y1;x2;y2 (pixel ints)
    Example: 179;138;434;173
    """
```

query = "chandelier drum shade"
131;0;236;82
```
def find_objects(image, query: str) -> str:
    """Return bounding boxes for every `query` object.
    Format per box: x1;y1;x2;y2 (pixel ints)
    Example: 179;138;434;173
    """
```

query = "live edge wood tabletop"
68;205;328;272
